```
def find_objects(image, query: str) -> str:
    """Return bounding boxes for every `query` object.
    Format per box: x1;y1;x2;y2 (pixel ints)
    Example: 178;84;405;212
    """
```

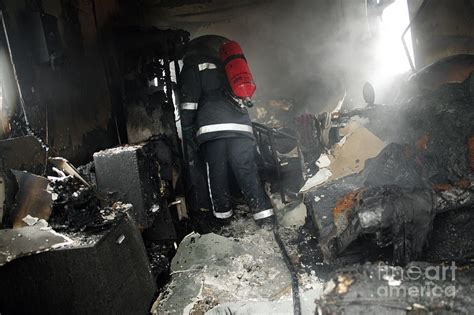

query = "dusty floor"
152;196;474;314
153;197;327;314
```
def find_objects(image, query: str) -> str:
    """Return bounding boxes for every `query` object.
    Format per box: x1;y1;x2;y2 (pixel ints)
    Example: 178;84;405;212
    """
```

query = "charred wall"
0;0;144;164
408;0;474;69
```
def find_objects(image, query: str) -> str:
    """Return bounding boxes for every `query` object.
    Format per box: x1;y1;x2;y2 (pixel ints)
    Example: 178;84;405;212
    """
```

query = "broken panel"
0;214;156;315
10;170;52;228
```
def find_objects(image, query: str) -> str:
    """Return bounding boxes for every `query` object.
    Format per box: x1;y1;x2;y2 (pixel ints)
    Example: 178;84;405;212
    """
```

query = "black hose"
273;225;302;315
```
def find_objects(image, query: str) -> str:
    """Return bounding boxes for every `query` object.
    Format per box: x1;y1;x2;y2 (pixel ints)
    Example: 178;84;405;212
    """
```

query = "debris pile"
303;74;474;265
317;262;474;314
49;176;122;232
153;202;325;314
0;142;169;314
1;136;180;280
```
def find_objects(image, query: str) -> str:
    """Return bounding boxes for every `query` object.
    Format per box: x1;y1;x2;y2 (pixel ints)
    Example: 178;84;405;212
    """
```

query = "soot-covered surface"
317;262;474;314
425;206;474;262
153;200;326;314
304;75;474;266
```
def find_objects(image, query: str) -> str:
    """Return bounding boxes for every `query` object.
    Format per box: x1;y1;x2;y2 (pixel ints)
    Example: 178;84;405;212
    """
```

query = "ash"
48;176;130;232
154;199;326;314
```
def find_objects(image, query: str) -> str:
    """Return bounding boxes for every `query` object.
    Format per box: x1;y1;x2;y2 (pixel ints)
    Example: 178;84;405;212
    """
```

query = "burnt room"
0;0;473;314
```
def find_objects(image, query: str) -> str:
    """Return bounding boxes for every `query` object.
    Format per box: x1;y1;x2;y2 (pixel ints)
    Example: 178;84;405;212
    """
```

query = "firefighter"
179;35;275;227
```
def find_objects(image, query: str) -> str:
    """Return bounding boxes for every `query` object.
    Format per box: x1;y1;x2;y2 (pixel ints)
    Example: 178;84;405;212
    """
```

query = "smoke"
154;0;413;113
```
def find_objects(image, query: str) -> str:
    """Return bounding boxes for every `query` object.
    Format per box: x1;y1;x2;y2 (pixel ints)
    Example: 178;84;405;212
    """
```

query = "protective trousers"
203;137;274;221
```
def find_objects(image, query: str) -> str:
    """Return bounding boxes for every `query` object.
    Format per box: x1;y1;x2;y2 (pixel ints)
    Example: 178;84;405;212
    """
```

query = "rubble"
48;175;129;232
279;200;307;228
304;74;474;265
0;220;73;266
157;231;293;313
154;201;325;314
425;206;474;262
317;262;474;314
146;241;175;286
49;157;92;187
299;168;332;194
0;135;179;314
149;72;474;314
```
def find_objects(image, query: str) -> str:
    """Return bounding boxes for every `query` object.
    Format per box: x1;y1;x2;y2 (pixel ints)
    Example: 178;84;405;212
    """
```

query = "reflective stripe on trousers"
206;162;233;219
197;123;253;136
253;208;274;221
181;102;198;110
214;210;233;219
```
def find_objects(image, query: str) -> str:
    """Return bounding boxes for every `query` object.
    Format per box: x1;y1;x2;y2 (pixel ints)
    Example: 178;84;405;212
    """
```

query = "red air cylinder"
219;41;256;99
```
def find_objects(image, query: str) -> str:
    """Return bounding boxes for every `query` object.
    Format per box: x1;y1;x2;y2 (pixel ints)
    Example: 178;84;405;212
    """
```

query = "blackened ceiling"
143;0;268;26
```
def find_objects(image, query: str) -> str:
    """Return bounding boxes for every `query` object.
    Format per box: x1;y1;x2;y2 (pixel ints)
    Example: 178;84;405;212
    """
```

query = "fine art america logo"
377;262;456;298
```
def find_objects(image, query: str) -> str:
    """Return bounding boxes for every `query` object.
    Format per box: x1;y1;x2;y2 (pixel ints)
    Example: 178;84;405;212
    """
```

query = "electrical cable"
273;223;302;315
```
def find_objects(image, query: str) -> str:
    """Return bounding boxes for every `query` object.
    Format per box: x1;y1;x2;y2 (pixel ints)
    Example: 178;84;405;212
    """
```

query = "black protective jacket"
178;53;274;221
179;54;254;145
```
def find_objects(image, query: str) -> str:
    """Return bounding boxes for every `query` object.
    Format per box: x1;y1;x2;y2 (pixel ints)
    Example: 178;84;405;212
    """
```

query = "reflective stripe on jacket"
179;57;254;144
